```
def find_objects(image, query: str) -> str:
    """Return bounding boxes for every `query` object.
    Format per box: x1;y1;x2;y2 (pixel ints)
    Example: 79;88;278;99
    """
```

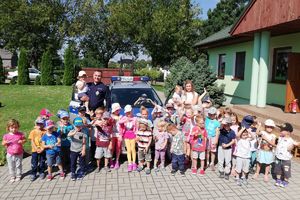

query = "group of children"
2;81;299;189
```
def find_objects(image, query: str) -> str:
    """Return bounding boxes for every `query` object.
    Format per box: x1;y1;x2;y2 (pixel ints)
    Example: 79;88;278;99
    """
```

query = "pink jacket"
118;116;138;139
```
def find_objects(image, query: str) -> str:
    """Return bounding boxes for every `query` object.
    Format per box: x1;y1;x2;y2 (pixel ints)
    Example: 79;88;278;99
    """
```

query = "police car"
69;76;163;121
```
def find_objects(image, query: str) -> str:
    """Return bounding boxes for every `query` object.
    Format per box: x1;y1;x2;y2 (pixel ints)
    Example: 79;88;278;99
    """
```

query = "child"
42;120;65;181
205;107;220;171
230;113;240;177
164;103;180;126
216;117;236;180
76;70;90;112
29;117;46;181
153;120;169;172
253;119;276;182
201;96;212;117
168;124;186;176
235;127;253;186
68;117;87;181
140;106;153;130
119;105;138;172
274;123;300;187
136;119;153;174
57;111;74;171
190;116;207;175
40;108;53;121
94;111;113;172
110;103;122;169
172;85;182;104
180;108;194;165
2;119;26;182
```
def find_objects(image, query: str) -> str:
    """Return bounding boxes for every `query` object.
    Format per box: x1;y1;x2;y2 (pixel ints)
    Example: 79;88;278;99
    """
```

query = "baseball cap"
277;122;293;132
73;117;84;126
241;115;254;129
202;96;211;103
222;117;232;125
60;111;69;119
124;105;132;113
78;106;86;112
264;119;276;127
57;109;67;118
103;111;111;119
35;117;44;124
154;105;164;113
78;70;87;77
208;107;217;115
111;103;121;113
44;120;55;129
139;118;149;126
40;108;53;117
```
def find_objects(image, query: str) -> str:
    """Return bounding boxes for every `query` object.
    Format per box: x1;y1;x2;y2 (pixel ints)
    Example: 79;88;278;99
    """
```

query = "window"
272;47;291;83
234;52;246;80
218;54;226;79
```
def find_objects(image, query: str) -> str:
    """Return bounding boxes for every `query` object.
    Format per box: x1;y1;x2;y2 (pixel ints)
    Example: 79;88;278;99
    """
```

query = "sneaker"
30;175;37;182
127;164;133;172
47;175;53;181
249;168;255;174
180;171;185;177
39;173;46;180
132;163;137;171
145;168;151;175
104;166;111;172
137;166;144;172
71;173;76;181
210;163;215;171
280;181;288;188
9;177;15;183
60;172;65;179
114;161;120;170
219;172;225;178
161;167;166;171
242;178;248;185
154;167;159;172
96;167;101;173
237;179;242;186
77;174;84;180
275;179;281;187
224;174;230;180
171;169;177;176
110;160;115;169
15;177;21;182
199;169;205;175
191;168;197;175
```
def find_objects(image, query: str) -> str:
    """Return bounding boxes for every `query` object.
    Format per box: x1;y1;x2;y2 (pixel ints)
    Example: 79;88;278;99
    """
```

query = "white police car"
69;76;163;121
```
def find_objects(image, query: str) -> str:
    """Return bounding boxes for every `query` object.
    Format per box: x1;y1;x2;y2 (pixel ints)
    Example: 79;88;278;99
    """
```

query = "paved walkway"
1;157;300;200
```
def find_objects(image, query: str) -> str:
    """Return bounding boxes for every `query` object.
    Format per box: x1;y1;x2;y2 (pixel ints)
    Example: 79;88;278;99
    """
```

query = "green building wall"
207;32;300;106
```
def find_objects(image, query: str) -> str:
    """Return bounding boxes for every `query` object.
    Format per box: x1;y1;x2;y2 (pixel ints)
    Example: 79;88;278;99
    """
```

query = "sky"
111;0;219;62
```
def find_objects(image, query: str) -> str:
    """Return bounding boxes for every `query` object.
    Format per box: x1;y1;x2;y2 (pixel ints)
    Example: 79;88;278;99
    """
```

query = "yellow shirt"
28;129;46;152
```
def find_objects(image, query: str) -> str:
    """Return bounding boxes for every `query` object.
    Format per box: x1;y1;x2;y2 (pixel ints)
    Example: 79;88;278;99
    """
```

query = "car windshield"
111;88;162;108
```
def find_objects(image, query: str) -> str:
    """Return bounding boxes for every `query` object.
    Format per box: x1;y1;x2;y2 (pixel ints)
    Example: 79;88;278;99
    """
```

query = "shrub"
136;68;162;83
17;48;30;85
55;75;63;85
63;45;75;85
0;57;5;84
165;57;225;107
41;50;54;85
34;76;41;85
10;76;17;85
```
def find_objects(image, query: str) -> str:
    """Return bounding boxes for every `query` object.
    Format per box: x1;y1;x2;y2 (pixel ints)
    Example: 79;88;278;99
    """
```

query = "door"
285;53;300;112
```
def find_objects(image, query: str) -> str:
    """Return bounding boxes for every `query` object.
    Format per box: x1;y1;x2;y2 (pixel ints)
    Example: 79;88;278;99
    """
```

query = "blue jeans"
70;151;86;175
31;152;46;176
171;154;185;172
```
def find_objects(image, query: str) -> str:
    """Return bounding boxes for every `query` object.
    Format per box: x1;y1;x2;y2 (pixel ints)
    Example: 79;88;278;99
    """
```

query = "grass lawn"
0;85;72;165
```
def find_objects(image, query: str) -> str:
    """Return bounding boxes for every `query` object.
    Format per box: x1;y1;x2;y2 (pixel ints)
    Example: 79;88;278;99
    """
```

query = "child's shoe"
199;169;205;175
219;172;225;178
30;175;37;182
137;166;144;172
110;160;115;169
236;179;242;186
191;168;197;175
154;167;159;172
60;172;65;179
127;164;133;172
132;163;137;171
210;163;215;171
280;180;288;188
224;174;230;180
180;171;185;177
171;169;177;176
39;173;46;180
9;177;15;183
47;174;53;181
275;179;281;187
15;177;21;182
145;168;151;175
114;161;120;170
242;178;248;185
71;173;76;181
104;166;111;172
77;174;84;180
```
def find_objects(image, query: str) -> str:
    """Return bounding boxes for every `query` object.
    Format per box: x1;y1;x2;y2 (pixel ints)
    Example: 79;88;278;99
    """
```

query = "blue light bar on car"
111;76;150;82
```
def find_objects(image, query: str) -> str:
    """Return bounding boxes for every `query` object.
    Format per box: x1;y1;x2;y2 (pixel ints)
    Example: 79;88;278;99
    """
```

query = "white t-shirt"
181;91;198;105
249;131;258;152
172;93;181;103
236;139;251;158
259;131;276;150
76;80;88;94
275;137;296;160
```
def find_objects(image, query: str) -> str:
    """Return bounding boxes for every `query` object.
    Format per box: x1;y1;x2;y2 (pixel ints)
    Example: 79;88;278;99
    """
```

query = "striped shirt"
137;130;152;149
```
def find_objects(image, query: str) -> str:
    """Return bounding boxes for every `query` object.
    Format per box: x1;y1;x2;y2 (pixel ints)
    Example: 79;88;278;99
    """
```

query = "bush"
34;76;41;85
136;68;162;83
17;48;30;85
55;75;63;85
63;45;75;85
0;57;5;84
41;50;54;85
165;57;225;107
10;76;17;85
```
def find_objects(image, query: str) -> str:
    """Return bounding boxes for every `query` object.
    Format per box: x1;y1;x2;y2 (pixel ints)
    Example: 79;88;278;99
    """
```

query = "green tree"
0;0;66;67
40;50;54;85
136;68;162;84
0;56;4;84
165;57;225;107
108;0;202;67
17;48;30;85
63;45;75;86
199;0;249;39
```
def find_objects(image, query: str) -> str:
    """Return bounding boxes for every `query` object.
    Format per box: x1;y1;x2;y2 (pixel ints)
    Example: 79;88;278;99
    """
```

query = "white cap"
264;119;275;127
78;70;87;77
124;105;132;113
111;103;121;113
208;107;217;115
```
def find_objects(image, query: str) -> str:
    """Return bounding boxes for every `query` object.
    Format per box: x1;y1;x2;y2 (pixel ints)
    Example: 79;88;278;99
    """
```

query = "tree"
199;0;249;39
40;50;54;85
136;68;162;84
63;45;75;86
108;0;202;67
165;57;225;107
0;0;66;67
0;56;4;84
17;48;30;85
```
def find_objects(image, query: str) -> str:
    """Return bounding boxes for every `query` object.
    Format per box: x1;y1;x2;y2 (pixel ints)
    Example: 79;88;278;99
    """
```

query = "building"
0;48;18;68
195;0;300;112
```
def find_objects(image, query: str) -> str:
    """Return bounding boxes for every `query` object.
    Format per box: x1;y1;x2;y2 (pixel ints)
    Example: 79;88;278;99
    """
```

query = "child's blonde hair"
140;106;148;114
157;120;167;130
175;85;182;93
6;119;20;131
194;115;204;125
167;123;177;132
95;107;105;114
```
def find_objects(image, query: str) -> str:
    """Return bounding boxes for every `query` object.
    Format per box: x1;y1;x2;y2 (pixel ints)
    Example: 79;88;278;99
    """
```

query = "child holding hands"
154;120;169;172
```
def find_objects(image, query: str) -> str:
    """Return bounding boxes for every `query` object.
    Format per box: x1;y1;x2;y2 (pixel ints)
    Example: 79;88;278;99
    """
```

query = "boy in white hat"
76;70;90;112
